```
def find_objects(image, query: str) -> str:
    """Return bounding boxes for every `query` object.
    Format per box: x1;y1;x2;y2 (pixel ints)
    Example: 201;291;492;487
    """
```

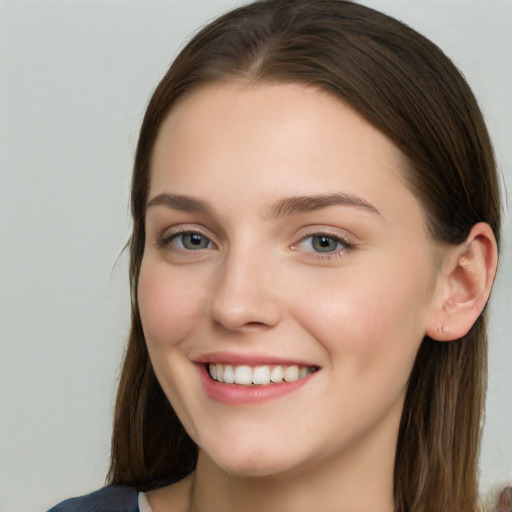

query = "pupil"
313;235;336;252
189;234;202;245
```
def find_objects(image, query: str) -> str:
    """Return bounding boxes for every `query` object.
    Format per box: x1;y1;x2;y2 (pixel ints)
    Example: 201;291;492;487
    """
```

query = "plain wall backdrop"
0;1;510;511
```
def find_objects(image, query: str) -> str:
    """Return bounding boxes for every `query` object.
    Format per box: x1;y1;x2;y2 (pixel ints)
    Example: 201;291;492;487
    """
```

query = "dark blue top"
47;485;139;512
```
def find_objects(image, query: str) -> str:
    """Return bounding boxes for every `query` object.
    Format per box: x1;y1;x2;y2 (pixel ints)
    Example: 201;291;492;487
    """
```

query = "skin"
137;82;483;512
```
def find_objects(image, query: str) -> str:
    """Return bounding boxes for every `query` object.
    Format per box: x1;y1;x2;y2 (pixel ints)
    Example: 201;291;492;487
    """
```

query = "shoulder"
47;485;139;512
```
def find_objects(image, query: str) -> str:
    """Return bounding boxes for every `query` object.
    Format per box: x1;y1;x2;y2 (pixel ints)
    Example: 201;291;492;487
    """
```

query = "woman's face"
138;83;443;479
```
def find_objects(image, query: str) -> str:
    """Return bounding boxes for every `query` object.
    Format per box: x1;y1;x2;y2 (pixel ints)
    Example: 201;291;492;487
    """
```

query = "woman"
49;1;501;511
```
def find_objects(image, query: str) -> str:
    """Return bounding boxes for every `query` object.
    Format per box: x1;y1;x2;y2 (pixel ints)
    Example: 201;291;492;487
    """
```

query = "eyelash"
156;227;355;260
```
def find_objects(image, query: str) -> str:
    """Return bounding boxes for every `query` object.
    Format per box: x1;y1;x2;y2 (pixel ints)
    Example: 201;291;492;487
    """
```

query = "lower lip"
198;364;316;405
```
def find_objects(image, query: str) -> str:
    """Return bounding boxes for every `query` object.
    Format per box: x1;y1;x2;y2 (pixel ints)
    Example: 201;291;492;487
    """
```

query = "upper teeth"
208;363;315;385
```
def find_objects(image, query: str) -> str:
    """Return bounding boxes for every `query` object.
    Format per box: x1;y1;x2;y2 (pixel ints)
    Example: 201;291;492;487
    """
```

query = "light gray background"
0;1;510;511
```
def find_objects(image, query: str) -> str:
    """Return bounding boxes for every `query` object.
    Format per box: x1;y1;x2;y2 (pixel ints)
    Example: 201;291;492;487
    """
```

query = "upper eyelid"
299;229;349;239
146;207;224;239
295;226;355;242
160;224;213;237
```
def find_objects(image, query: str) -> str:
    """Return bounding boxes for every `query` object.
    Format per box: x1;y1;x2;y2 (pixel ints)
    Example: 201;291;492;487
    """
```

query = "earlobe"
426;222;498;342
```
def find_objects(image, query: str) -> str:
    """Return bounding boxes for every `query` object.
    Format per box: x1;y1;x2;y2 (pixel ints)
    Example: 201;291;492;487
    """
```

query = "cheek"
137;259;204;346
293;255;431;360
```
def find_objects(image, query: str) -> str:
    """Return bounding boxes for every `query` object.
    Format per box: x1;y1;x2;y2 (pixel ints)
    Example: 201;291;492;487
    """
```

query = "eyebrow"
146;193;214;216
146;192;381;218
268;193;381;218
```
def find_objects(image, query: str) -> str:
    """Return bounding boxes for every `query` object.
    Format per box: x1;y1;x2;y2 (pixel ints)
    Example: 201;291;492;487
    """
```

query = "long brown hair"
108;2;501;510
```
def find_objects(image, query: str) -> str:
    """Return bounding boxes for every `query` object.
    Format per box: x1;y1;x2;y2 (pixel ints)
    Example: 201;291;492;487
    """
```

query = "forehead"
149;82;420;223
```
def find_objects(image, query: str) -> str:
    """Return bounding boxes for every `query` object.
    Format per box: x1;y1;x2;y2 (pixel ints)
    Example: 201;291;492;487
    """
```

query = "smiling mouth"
206;363;317;386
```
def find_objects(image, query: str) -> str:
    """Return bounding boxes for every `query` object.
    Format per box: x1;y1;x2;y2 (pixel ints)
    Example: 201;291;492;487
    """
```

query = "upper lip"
193;351;319;368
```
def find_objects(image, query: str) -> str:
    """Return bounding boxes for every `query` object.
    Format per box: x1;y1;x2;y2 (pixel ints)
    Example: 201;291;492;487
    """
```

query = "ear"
426;222;498;342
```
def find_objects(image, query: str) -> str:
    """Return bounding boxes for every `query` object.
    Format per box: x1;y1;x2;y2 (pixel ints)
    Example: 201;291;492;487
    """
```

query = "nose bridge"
209;239;282;330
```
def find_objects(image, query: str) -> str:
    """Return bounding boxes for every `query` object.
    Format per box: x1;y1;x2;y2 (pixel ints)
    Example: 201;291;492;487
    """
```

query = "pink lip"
194;351;316;367
197;363;317;406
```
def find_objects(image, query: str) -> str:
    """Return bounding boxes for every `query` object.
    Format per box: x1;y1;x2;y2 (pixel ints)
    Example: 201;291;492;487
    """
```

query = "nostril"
212;320;270;333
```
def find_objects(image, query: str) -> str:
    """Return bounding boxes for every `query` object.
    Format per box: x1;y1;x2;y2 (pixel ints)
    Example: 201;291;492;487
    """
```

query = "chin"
205;442;302;479
219;459;294;479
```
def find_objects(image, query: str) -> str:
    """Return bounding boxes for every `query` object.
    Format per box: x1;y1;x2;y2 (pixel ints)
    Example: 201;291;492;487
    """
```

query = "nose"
209;248;282;331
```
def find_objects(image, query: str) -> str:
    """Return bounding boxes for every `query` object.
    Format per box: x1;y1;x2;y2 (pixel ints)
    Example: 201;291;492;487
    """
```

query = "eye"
159;230;213;251
309;234;341;252
295;232;354;256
